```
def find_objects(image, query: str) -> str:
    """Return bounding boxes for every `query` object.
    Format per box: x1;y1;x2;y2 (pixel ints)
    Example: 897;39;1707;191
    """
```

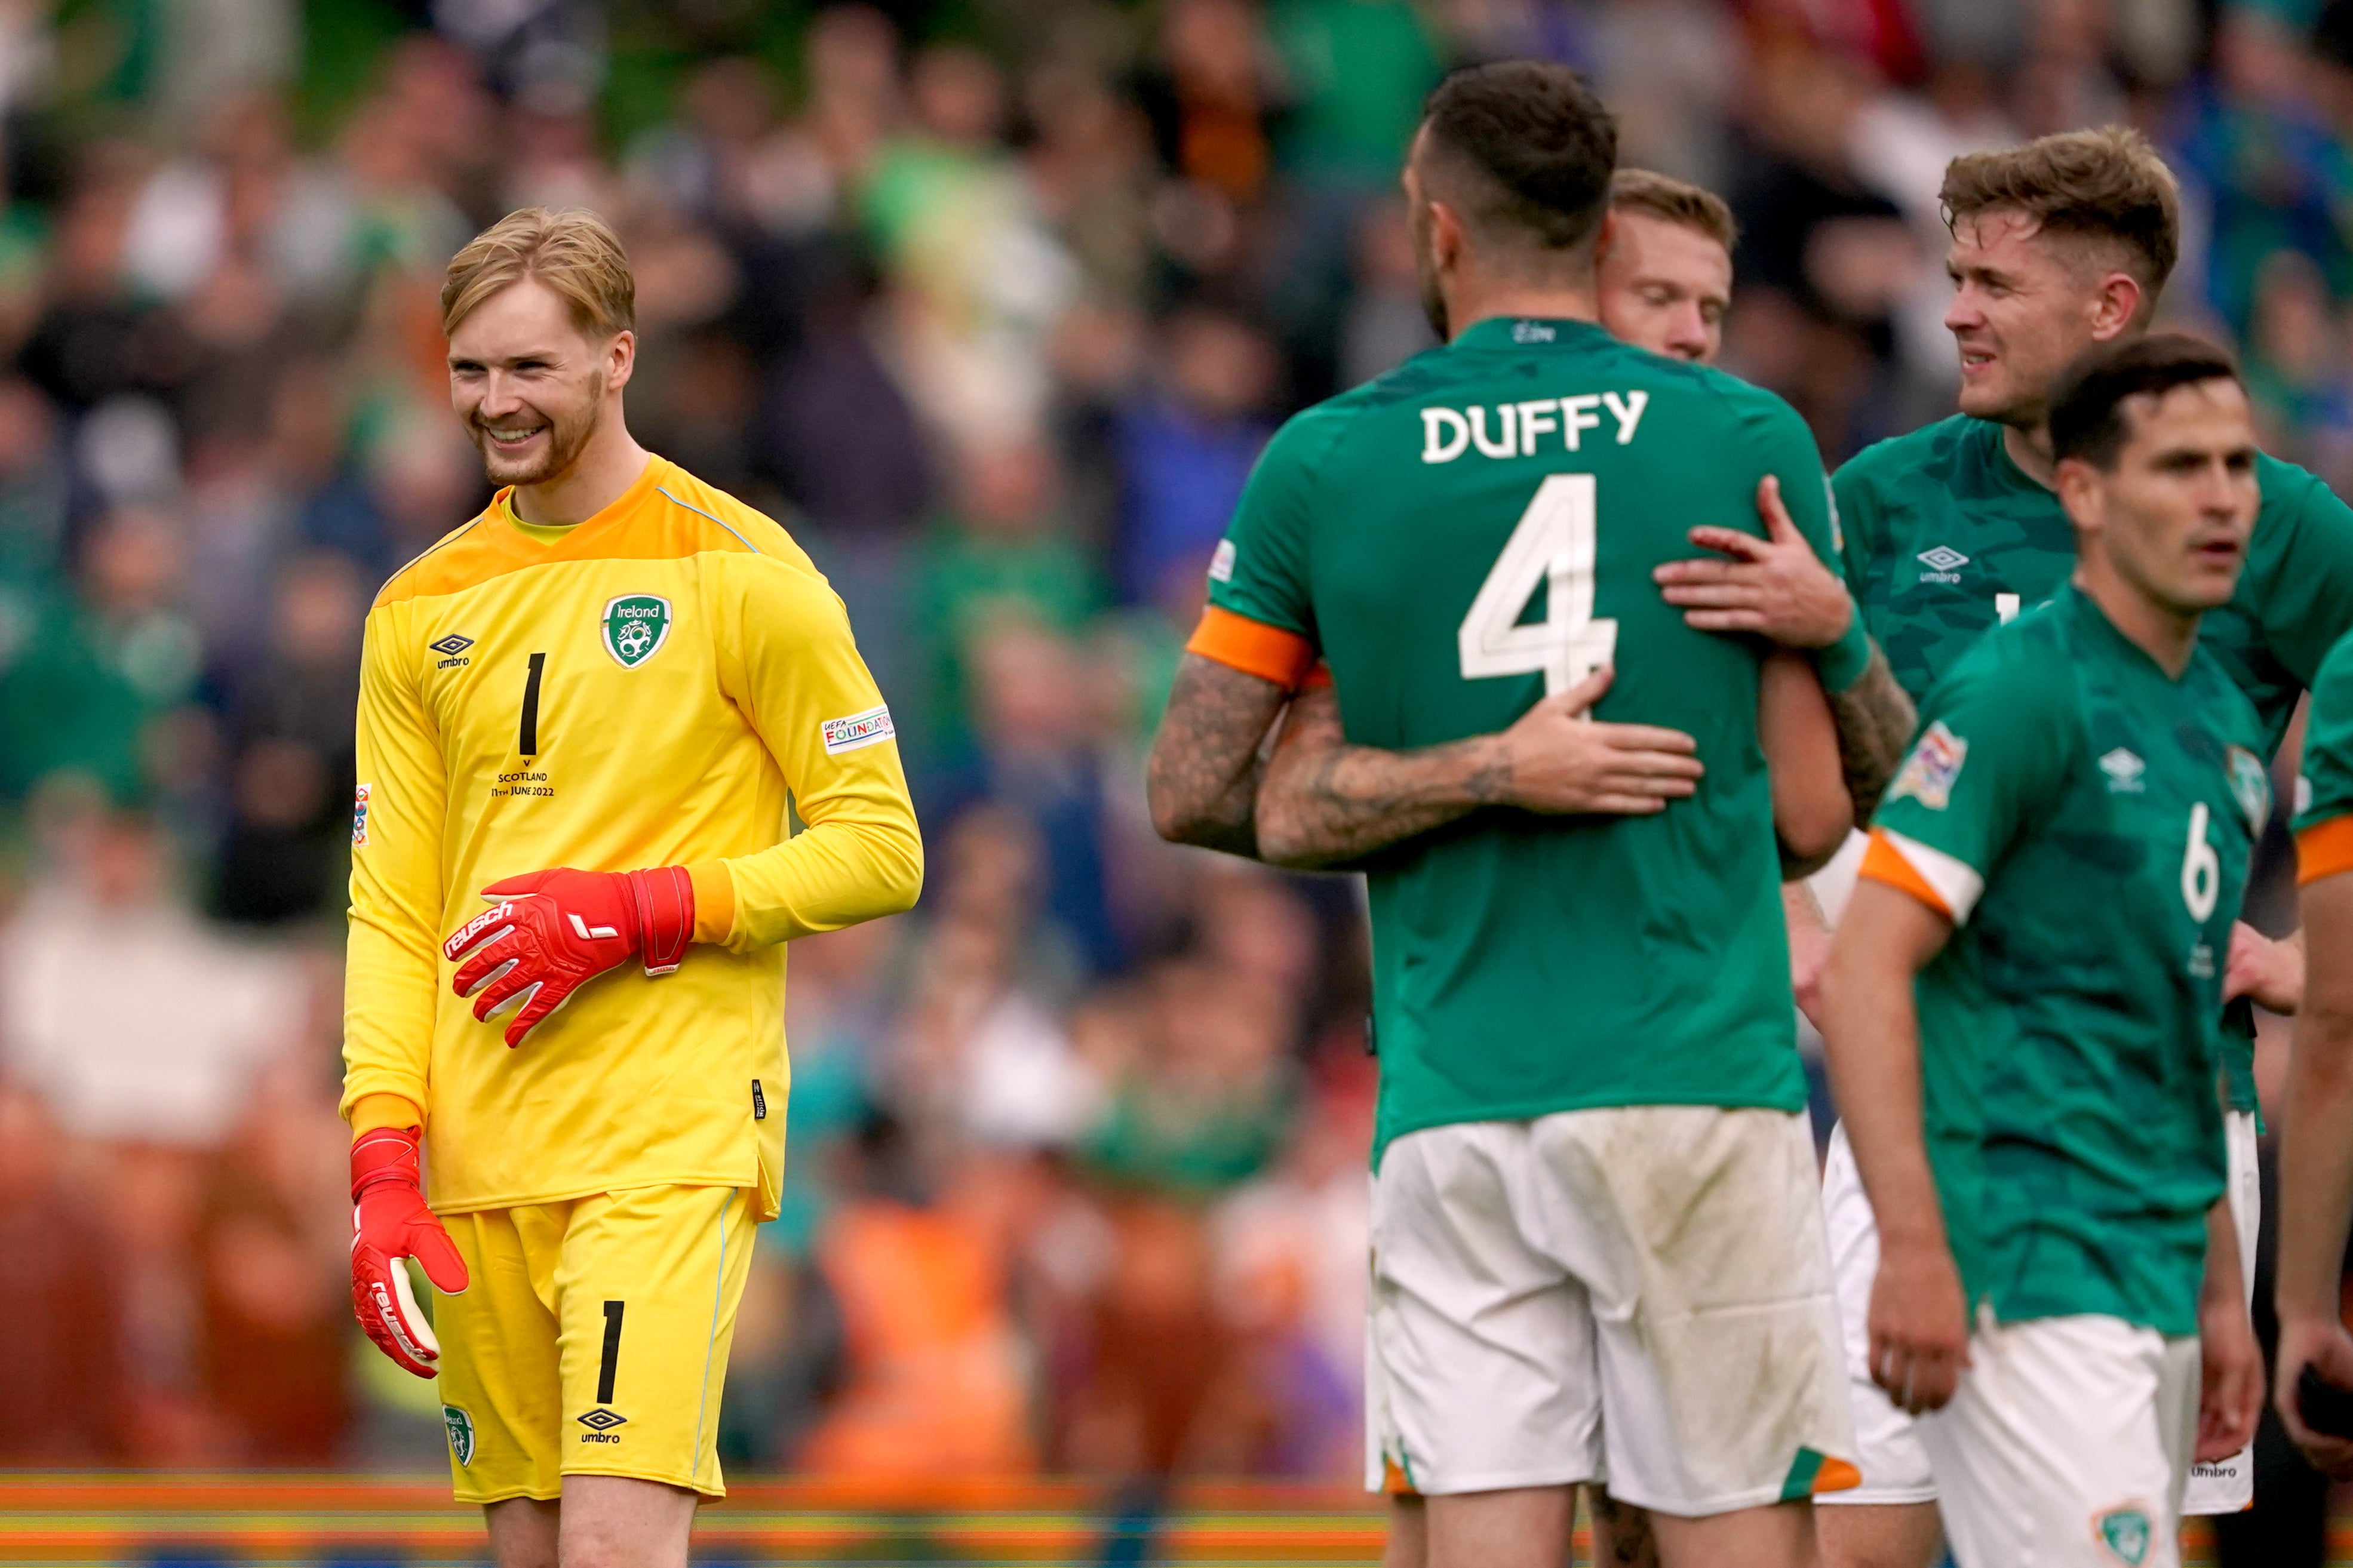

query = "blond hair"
440;207;636;339
1609;168;1737;253
1940;127;2181;299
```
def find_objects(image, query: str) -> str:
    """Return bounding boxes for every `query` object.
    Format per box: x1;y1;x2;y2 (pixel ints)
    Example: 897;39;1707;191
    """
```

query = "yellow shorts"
431;1185;758;1503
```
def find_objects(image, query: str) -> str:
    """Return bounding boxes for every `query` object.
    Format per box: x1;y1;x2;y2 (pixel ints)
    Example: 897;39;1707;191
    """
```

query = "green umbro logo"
443;1404;475;1466
601;595;672;668
2094;1505;2151;1564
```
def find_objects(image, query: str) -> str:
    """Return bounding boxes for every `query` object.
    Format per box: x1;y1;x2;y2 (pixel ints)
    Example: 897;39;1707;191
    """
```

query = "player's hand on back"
1492;666;1703;816
1654;475;1856;648
1866;1235;1970;1415
444;866;695;1047
2277;1315;2353;1476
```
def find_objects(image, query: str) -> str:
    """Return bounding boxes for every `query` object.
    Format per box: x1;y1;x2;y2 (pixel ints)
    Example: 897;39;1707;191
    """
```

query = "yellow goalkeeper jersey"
340;454;922;1219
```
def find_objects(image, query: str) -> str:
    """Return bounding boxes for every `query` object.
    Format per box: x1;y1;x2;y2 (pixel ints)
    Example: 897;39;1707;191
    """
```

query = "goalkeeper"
340;207;921;1560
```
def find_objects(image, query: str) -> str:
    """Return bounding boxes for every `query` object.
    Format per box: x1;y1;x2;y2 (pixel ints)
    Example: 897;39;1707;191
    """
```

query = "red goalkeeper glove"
443;866;695;1047
349;1125;468;1378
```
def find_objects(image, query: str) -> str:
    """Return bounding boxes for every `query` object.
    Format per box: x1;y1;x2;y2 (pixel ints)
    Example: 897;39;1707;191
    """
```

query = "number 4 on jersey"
1458;474;1617;702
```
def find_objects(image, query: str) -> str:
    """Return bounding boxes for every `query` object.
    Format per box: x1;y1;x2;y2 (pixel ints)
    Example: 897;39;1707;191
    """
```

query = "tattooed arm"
1254;666;1704;871
1829;641;1917;826
1145;653;1293;857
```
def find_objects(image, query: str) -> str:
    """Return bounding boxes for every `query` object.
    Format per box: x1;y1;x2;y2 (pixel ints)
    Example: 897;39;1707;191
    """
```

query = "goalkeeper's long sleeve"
340;457;921;1219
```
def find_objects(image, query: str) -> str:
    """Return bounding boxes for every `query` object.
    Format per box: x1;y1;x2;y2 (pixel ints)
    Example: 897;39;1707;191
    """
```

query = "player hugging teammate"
1148;57;2353;1568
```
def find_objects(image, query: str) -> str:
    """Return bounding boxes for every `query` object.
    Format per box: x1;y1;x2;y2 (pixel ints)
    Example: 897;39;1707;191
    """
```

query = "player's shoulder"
2256;448;2332;510
1259;350;1461;471
643;461;807;562
371;505;502;612
1835;414;1983;492
2307;625;2353;714
1931;594;2078;718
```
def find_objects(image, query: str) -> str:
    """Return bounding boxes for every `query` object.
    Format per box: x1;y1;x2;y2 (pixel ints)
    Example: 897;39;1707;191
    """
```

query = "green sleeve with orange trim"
1866;640;2076;921
2294;629;2353;883
1203;407;1326;659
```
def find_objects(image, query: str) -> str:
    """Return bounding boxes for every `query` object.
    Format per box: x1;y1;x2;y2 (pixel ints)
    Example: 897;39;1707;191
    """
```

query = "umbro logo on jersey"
1916;545;1968;582
429;634;475;656
2099;748;2146;794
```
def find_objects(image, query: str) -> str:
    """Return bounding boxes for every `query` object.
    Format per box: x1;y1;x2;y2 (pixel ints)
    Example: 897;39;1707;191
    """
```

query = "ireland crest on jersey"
2228;746;2271;835
2093;1505;2151;1564
602;595;671;668
443;1404;475;1465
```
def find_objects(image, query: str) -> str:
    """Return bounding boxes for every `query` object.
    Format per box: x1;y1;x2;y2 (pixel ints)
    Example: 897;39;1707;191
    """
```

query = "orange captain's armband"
2298;814;2353;884
1858;828;1956;920
1186;605;1317;690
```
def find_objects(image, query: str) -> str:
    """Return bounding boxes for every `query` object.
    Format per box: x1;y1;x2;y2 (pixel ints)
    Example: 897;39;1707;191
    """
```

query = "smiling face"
446;276;633;488
2061;377;2259;616
1597;209;1731;364
1945;208;2140;428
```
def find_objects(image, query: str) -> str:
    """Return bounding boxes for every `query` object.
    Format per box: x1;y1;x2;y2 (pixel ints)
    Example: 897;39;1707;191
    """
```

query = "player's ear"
604;328;637;393
2088;271;2141;342
2054;457;2104;535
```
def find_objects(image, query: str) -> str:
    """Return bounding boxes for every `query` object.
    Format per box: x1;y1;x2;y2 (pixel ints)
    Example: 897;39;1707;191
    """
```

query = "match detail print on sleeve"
821;705;896;755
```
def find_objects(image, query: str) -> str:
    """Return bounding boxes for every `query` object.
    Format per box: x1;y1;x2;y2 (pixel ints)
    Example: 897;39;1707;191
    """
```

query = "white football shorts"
1921;1311;2198;1568
1820;1109;2257;1515
1364;1105;1857;1516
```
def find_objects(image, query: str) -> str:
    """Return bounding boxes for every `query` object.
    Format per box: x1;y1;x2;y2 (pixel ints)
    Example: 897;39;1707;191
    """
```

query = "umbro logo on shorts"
578;1407;628;1444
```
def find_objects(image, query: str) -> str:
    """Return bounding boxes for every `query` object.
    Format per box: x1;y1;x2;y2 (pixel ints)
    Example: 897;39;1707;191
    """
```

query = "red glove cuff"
351;1125;425;1201
626;865;695;976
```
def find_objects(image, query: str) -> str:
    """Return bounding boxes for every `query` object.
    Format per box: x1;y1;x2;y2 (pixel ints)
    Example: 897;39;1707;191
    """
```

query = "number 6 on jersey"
1458;474;1617;702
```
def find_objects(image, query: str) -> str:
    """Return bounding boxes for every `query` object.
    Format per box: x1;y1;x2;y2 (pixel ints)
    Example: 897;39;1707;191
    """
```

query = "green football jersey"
1834;413;2353;1112
1209;315;1868;1160
1873;585;2268;1335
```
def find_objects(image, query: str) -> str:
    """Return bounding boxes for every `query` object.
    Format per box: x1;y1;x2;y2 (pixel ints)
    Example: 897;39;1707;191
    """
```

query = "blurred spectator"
197;1059;354;1461
910;439;1104;767
1339;198;1439;387
0;807;302;1144
0;1083;130;1462
798;1115;1039;1477
1113;303;1277;608
213;551;365;925
0;508;201;805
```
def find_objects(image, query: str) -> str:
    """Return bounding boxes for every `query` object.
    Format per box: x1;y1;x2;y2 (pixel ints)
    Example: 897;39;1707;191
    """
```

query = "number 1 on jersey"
519;653;546;757
1457;474;1617;700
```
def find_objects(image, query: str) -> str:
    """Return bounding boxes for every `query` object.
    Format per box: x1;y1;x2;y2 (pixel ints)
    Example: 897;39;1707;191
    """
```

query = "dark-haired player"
1822;333;2266;1568
1737;127;2353;1568
1148;62;1879;1568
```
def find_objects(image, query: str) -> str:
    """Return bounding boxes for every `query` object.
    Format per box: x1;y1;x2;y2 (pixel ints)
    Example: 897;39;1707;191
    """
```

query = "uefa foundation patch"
821;704;895;755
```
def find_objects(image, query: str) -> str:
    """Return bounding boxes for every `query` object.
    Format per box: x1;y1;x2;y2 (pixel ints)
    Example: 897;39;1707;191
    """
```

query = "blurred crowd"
1;0;2351;1477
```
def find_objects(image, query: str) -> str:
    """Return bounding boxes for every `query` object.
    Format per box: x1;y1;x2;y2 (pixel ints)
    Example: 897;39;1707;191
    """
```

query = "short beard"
1419;269;1449;342
473;374;605;487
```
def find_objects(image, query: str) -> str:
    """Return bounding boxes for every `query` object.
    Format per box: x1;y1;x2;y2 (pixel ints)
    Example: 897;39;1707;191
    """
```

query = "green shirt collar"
1448;315;1611;353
